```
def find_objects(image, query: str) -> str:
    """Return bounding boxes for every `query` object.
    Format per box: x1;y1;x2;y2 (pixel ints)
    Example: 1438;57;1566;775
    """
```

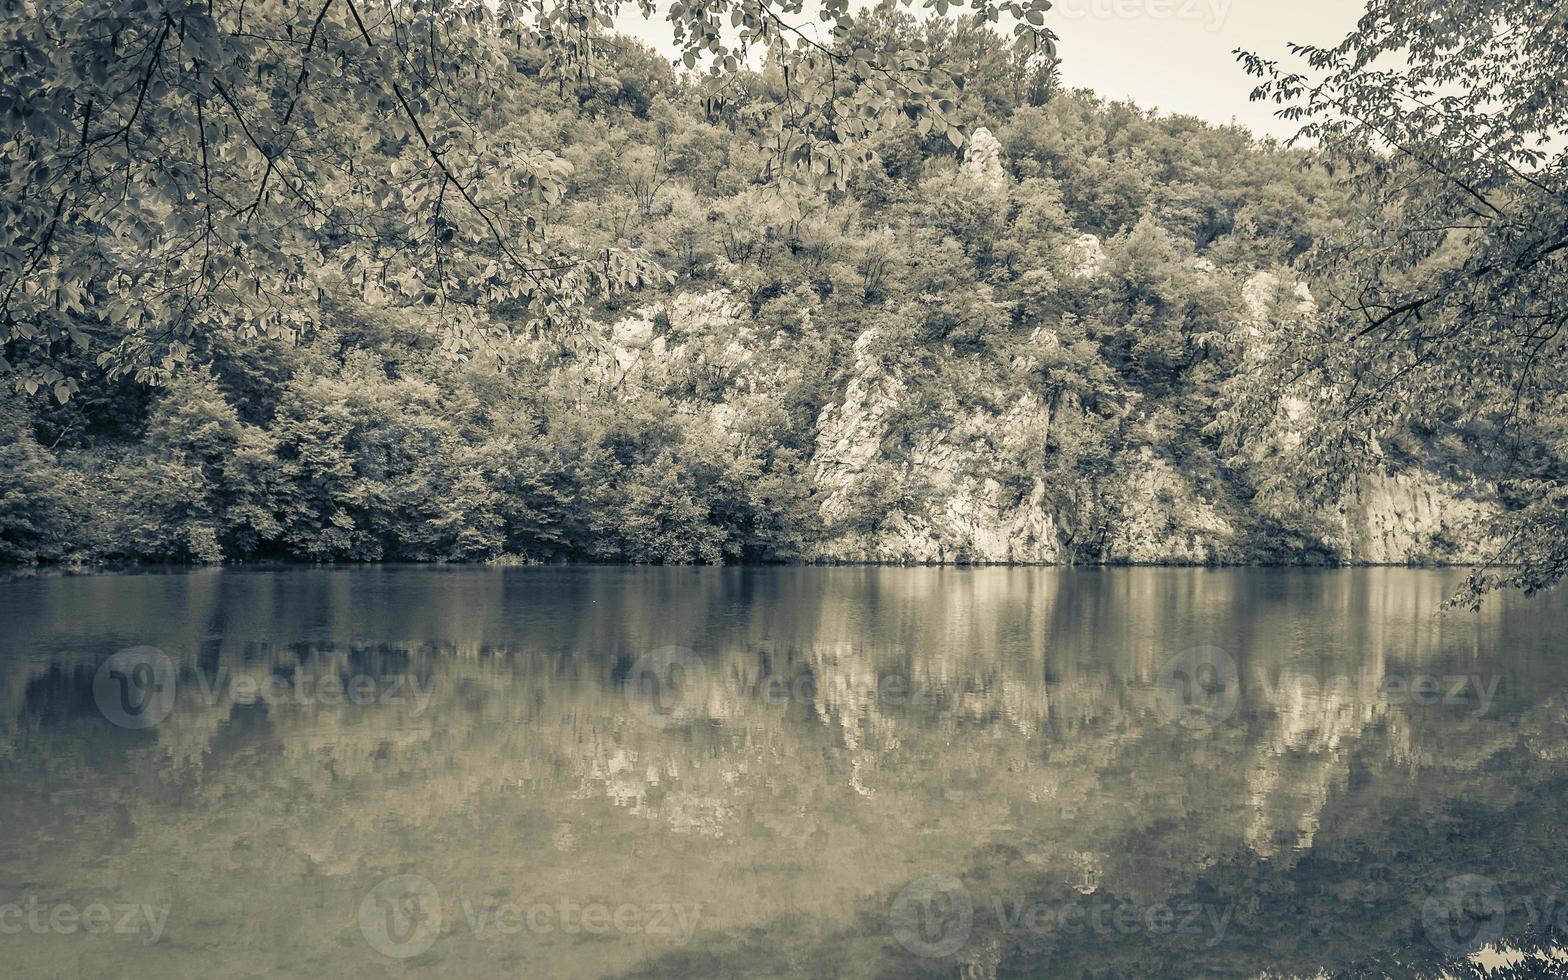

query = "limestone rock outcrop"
560;281;1498;567
959;127;1007;192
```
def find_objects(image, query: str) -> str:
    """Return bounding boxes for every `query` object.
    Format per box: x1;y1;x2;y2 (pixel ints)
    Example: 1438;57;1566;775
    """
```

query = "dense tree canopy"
0;0;1053;392
6;0;1560;595
1230;0;1568;602
2;8;1362;567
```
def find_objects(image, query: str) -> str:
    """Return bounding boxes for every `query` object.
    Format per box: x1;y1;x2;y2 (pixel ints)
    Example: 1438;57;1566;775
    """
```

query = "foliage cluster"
2;12;1361;565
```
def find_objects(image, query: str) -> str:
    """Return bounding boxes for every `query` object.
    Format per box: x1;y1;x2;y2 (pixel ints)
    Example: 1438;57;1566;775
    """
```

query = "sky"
613;0;1370;141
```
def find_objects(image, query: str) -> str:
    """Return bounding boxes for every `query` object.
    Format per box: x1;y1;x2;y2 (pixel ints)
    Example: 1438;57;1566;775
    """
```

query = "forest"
1;2;1562;581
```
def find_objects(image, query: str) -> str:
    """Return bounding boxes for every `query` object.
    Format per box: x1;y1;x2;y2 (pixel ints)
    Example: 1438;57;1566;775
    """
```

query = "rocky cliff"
551;124;1499;567
572;279;1496;566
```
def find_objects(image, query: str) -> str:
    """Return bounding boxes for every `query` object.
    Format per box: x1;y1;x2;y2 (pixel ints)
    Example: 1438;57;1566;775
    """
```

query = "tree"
135;372;280;559
0;399;83;563
1;0;1055;395
1230;0;1568;602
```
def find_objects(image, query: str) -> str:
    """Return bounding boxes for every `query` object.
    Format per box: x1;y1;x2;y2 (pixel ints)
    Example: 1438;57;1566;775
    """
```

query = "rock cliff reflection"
1;567;1565;978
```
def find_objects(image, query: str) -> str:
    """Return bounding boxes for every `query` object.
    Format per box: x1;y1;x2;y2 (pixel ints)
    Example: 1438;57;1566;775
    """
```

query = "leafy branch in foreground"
0;0;1055;390
1227;0;1568;603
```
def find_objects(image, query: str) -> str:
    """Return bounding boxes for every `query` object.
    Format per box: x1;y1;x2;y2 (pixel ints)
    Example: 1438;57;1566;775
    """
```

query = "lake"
2;566;1566;978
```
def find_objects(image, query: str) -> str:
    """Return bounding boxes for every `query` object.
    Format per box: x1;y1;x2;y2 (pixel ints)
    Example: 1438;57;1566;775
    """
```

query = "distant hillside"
0;30;1498;566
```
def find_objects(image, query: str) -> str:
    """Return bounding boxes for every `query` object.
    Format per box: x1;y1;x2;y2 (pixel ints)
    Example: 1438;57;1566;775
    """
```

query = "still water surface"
2;566;1566;978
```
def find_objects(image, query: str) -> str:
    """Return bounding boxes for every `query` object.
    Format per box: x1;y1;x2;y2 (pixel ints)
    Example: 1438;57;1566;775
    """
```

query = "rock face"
1101;449;1234;564
960;127;1007;191
1241;269;1314;334
802;328;1268;565
596;290;751;386
812;329;904;523
1070;233;1106;279
565;280;1497;567
1332;471;1495;564
1234;270;1497;566
810;329;1061;563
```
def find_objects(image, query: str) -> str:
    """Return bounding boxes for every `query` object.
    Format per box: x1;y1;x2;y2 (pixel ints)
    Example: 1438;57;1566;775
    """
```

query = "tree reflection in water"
1;567;1565;978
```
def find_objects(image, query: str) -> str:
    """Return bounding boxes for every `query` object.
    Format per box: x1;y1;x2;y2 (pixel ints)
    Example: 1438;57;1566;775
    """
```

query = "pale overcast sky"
613;0;1370;141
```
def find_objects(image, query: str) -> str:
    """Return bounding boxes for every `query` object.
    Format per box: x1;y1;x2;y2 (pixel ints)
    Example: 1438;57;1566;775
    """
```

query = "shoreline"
0;558;1503;581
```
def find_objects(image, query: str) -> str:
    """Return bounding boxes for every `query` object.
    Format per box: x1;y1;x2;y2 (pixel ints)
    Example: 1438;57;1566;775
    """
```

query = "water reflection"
0;567;1565;978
